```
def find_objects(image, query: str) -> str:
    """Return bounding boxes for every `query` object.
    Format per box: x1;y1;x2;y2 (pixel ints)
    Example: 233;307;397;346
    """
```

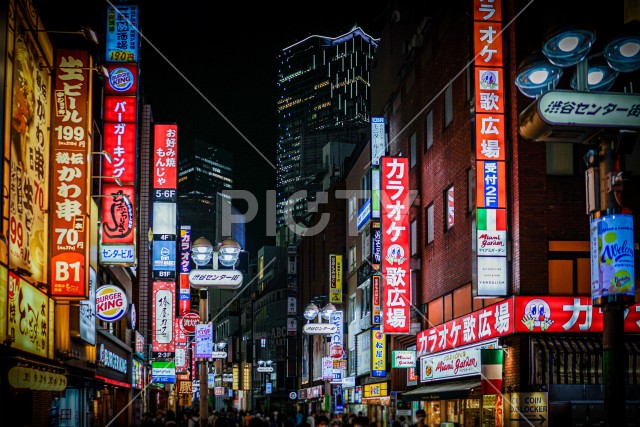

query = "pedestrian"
142;412;155;427
187;410;199;427
397;416;409;427
408;410;425;427
307;412;316;427
155;410;166;427
165;410;179;427
295;411;303;427
316;415;329;427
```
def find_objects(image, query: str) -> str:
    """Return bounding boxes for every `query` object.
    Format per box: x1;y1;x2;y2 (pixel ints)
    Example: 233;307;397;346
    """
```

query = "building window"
410;219;418;256
444;293;453;322
361;226;370;262
428;297;443;326
453;284;472;318
410;132;417;169
349;194;357;221
425;111;433;151
466;66;472;101
548;241;590;295
445;185;454;230
360;280;371;319
349;244;357;272
547;143;574;176
444;84;453;127
426;204;434;244
349;294;356;323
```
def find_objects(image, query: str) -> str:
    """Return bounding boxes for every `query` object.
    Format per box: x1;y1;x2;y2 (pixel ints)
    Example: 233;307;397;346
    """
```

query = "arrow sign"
509;415;546;425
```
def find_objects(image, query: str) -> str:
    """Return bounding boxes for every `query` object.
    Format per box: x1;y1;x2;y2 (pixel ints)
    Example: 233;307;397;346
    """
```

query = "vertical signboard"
371;117;386;166
9;31;50;285
329;254;343;303
105;5;140;62
473;0;507;297
79;268;97;345
50;50;92;299
153;124;178;200
380;157;410;334
179;226;191;316
330;311;344;381
152;281;176;354
371;328;386;377
101;59;138;267
372;275;382;324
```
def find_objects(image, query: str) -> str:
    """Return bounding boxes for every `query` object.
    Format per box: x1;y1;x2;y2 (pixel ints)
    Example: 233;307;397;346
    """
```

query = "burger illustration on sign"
96;285;128;322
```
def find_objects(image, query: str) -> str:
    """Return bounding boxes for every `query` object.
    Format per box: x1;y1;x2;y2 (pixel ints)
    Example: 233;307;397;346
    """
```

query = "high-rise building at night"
178;138;234;242
275;26;379;240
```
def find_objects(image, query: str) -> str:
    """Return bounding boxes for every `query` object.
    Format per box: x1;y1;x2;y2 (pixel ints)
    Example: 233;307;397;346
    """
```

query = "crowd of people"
139;407;427;427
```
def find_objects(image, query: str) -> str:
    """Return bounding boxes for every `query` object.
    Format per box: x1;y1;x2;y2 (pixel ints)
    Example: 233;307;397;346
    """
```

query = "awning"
529;335;640;386
401;378;481;402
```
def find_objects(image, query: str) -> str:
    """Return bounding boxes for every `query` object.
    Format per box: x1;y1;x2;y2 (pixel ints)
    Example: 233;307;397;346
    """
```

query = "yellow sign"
371;328;386;376
364;381;388;398
242;362;251;390
232;363;239;390
0;266;7;343
8;271;54;358
8;366;66;391
329;254;342;303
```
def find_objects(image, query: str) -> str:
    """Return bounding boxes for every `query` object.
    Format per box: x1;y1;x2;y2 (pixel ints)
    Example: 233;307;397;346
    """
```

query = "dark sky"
32;0;389;254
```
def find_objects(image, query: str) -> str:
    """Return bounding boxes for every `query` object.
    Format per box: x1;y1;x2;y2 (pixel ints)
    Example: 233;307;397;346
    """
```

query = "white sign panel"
79;268;97;345
420;340;498;382
538;91;640;128
392;350;416;368
477;256;507;296
189;270;243;288
477;230;507;256
195;323;213;359
302;323;338;335
152;202;177;235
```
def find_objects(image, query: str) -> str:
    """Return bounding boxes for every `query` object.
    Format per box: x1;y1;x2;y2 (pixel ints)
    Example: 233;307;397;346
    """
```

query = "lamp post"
516;23;639;427
190;236;242;426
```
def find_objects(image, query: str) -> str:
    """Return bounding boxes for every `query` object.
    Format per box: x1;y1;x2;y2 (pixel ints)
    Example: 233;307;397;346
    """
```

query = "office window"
548;241;590;294
547;143;574;175
426;204;434;244
453;284;472;318
410;219;417;256
428;298;443;326
444;84;453;127
348;244;357;272
361;227;370;262
349;294;356;323
466;66;472;101
349;194;357;220
444;293;453;322
360;281;371;318
425;111;433;150
410;132;417;168
445;186;454;230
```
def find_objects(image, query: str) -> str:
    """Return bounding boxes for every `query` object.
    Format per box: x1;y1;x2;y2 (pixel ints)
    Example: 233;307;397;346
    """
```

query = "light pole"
516;23;639;427
191;237;214;427
190;236;242;426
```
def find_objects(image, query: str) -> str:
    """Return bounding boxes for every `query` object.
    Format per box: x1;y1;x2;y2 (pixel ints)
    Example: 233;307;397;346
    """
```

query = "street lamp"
516;23;639;427
189;236;242;426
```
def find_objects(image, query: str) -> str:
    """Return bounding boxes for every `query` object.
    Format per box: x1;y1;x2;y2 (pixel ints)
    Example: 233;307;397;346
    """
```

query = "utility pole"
589;135;635;427
199;289;209;427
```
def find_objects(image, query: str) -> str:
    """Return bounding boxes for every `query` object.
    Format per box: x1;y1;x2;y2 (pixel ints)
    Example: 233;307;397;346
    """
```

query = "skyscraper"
276;26;379;240
178;138;234;243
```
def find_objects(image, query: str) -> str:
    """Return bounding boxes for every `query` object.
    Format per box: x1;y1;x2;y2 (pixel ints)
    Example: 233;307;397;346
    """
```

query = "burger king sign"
96;285;128;322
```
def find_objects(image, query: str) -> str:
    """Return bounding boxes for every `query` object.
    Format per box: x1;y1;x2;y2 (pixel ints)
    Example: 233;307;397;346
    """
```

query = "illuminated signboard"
103;122;136;184
153;124;178;193
329;254;342;303
371;328;386;377
50;49;91;299
8;32;49;285
96;285;128;322
180;226;191;274
370;117;386;166
152;281;176;353
380;157;410;334
100;184;135;245
105;63;138;95
104;95;137;123
105;5;139;62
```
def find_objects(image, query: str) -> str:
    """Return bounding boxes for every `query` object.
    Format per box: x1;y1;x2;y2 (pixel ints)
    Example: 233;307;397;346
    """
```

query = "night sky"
32;0;389;253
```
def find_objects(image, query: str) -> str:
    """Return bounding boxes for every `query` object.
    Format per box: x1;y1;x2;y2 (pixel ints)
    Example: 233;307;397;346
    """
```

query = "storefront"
362;381;390;426
297;385;325;415
95;332;132;427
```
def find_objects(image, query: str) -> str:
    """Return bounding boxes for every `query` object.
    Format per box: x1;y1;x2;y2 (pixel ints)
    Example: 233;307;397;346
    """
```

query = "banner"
329;254;342;303
153;124;178;193
481;349;504;394
152;281;175;353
